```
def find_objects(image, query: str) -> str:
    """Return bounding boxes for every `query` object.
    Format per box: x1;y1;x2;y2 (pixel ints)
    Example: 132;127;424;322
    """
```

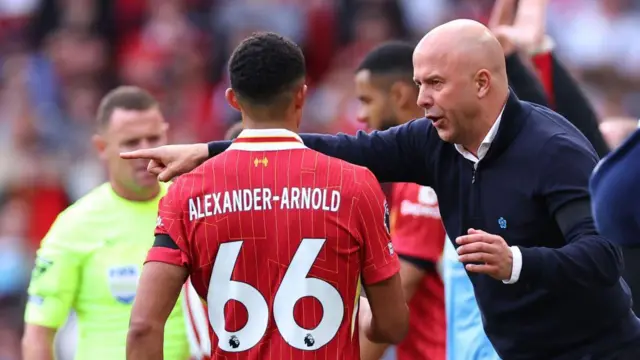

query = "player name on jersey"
189;187;341;221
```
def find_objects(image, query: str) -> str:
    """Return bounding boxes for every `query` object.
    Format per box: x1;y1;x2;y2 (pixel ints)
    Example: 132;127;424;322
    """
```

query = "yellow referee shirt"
25;183;189;359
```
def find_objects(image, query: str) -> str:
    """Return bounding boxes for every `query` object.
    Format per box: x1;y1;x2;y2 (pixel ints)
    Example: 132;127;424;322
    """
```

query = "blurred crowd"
0;0;639;357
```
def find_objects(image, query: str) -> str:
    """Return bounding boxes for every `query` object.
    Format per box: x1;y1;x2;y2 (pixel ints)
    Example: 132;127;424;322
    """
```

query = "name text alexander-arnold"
189;187;341;221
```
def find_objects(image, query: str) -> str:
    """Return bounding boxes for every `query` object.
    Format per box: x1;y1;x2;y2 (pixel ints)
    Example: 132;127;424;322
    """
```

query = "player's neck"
242;118;299;134
110;181;160;202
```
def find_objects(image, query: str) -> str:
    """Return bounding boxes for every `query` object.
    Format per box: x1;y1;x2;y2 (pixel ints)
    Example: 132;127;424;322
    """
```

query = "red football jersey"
390;183;446;360
147;129;400;360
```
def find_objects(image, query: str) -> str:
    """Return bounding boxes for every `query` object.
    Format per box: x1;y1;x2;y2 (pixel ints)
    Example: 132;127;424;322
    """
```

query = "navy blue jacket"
591;128;640;247
208;92;640;359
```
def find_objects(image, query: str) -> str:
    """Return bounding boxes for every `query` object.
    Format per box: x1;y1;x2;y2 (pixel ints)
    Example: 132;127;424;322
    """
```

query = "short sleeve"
356;170;401;285
391;184;446;263
25;217;82;328
146;185;191;268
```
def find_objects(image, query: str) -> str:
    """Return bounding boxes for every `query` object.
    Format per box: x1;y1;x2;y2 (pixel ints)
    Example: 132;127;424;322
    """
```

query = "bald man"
123;22;640;359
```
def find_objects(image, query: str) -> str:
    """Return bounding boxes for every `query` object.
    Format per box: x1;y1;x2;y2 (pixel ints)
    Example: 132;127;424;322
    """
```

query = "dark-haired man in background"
354;42;446;360
127;32;409;360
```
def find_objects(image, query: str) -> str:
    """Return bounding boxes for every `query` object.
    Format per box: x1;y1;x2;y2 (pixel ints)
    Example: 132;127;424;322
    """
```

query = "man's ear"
475;69;492;99
390;81;415;110
92;133;108;161
294;84;307;110
225;88;242;111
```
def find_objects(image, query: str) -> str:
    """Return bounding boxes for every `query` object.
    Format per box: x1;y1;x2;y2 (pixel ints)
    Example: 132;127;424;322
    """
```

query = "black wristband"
398;254;436;272
207;141;216;158
207;140;234;159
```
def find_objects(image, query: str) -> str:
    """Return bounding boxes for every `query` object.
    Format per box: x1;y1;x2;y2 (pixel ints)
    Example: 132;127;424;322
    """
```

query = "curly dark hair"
228;32;306;108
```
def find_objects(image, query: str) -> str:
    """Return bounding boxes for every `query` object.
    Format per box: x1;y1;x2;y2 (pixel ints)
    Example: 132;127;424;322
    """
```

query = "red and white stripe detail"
182;279;211;360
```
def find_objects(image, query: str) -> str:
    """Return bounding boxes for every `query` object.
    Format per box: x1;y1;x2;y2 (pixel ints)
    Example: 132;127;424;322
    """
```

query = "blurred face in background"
65;83;101;124
599;117;638;150
93;107;168;196
354;69;399;131
0;195;29;240
45;28;106;80
353;9;393;45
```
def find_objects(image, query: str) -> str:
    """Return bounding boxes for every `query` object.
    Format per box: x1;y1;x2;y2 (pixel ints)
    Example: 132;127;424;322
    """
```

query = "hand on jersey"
456;228;513;281
120;143;209;182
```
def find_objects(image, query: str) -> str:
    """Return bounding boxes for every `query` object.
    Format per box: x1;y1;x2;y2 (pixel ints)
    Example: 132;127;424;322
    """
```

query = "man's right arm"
519;134;621;288
354;169;409;344
22;325;56;360
209;119;434;184
23;216;82;360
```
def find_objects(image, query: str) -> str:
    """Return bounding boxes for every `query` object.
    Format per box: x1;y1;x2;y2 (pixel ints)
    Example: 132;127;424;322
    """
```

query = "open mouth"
429;116;444;126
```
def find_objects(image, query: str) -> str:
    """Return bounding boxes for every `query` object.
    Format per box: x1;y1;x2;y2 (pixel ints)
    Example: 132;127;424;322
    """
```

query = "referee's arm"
23;218;82;360
518;134;623;289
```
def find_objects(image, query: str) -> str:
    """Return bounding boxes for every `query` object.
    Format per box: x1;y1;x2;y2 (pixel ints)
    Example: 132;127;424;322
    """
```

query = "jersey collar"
227;128;307;151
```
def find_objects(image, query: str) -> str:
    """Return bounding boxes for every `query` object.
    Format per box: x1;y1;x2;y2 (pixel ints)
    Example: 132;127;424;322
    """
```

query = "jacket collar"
482;90;530;163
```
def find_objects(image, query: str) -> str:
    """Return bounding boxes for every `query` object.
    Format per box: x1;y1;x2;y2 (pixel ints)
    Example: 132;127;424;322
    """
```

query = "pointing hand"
120;143;209;182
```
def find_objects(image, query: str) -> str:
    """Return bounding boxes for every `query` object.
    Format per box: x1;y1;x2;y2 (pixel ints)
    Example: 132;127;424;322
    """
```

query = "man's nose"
356;110;369;124
417;89;434;110
137;140;150;150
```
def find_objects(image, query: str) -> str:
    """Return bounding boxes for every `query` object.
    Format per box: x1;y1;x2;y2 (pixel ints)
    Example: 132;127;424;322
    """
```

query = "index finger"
468;228;489;235
120;148;162;160
456;234;492;246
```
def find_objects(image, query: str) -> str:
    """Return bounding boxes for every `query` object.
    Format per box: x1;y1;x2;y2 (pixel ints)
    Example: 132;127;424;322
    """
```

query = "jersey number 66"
207;238;345;352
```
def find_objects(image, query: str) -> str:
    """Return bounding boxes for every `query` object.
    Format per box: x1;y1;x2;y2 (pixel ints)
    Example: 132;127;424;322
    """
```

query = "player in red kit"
354;42;446;360
389;184;446;360
126;32;409;360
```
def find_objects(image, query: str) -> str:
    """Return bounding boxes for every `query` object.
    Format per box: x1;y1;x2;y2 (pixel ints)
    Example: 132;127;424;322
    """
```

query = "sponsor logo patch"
107;265;140;305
